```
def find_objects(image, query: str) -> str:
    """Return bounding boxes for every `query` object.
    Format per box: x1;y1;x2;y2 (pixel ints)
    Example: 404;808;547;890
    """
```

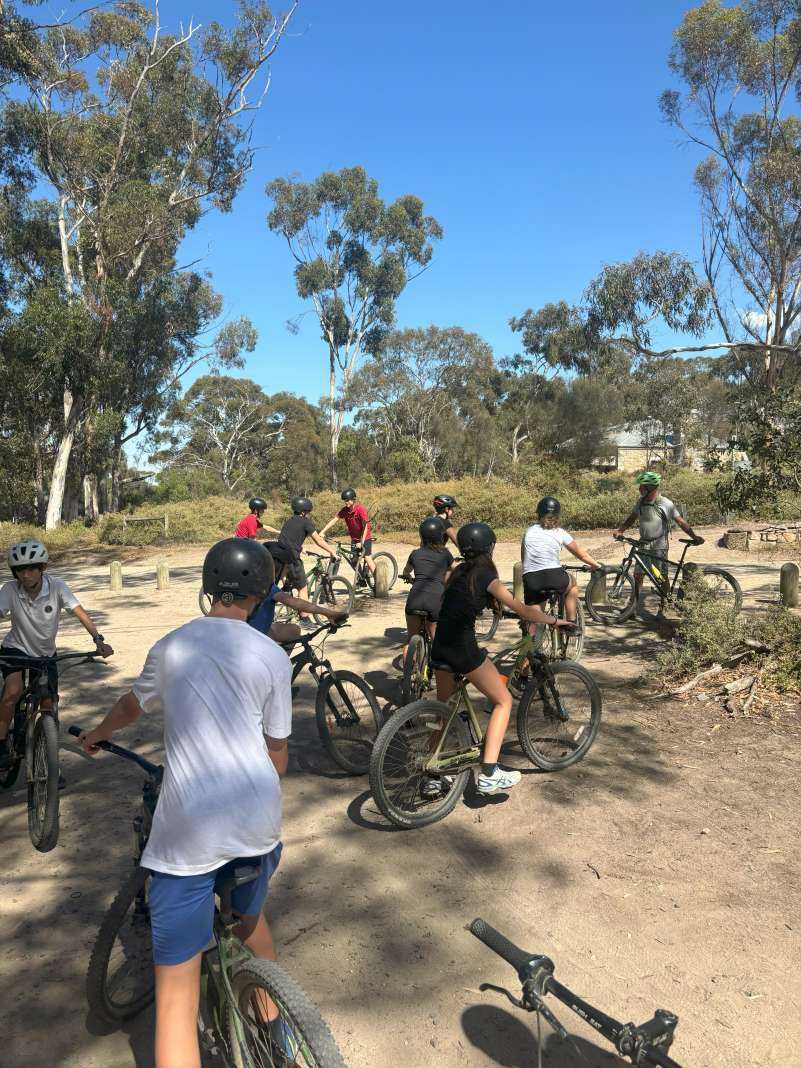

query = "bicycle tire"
551;602;585;661
584;567;637;625
516;661;601;771
27;713;60;852
315;670;382;775
474;605;501;641
229;957;347;1068
365;551;399;592
312;576;354;624
401;634;428;705
369;699;472;829
692;566;743;614
86;866;154;1023
198;587;212;616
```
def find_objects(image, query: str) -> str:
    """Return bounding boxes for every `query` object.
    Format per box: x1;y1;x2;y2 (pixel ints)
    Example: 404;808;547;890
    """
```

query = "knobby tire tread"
516;661;602;771
401;634;426;705
28;713;60;852
314;669;381;774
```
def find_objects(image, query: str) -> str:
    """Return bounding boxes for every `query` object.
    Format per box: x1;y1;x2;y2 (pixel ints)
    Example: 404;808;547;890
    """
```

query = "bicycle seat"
214;863;262;917
429;658;463;680
409;610;432;620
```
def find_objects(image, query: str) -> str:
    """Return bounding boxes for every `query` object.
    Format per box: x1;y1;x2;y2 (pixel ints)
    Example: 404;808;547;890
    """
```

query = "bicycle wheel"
228;957;346;1067
365;551;399;591
199;587;212;615
689;566;743;614
27;713;60;852
369;700;472;829
474;605;501;641
314;670;382;775
584;567;636;625
312;576;354;624
401;634;428;705
516;661;601;771
550;602;585;661
86;866;154;1022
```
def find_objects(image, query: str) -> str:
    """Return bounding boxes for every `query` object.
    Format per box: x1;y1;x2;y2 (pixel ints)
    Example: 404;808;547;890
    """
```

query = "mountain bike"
400;609;436;705
0;650;105;852
369;633;601;829
334;541;398;594
469;917;683;1067
70;725;347;1067
585;536;742;625
526;565;592;662
284;622;382;774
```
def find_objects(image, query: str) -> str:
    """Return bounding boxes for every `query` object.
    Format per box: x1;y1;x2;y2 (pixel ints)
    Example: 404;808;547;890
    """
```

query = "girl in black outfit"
431;522;570;795
402;517;455;645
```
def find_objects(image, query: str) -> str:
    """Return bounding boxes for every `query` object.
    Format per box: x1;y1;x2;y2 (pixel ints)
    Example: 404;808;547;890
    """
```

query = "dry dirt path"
1;529;799;1067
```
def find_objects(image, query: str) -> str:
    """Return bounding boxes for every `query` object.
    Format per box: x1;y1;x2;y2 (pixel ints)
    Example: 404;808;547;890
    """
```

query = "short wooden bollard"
590;569;607;604
779;562;799;607
373;556;390;598
513;561;523;602
109;560;123;591
156;560;170;591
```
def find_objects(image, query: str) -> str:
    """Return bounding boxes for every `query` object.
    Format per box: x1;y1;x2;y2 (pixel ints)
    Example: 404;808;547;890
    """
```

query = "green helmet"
636;471;662;488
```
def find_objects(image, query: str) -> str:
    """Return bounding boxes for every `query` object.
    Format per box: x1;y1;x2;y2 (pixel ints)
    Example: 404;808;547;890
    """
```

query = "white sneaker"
477;767;522;795
420;775;454;799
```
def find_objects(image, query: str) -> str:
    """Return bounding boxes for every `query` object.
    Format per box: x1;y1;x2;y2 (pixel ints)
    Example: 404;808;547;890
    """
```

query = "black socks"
481;762;497;777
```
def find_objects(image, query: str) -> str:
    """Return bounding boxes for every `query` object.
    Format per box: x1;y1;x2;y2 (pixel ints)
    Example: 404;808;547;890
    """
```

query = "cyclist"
320;488;375;578
0;539;113;769
431;522;570;795
248;558;348;645
79;538;292;1068
234;496;280;540
614;472;703;597
522;497;601;623
426;494;458;546
401;517;455;647
275;496;336;614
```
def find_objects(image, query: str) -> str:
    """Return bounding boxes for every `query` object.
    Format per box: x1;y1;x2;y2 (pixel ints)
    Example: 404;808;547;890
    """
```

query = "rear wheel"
401;634;428;705
584;567;636;625
315;670;382;774
516;661;601;771
27;712;60;852
474;605;501;641
312;576;354;624
365;551;399;591
369;700;472;828
550;602;585;661
86;866;154;1022
198;588;212;615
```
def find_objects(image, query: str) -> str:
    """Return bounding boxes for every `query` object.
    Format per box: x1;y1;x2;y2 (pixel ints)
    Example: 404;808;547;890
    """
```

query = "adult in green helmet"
614;471;703;597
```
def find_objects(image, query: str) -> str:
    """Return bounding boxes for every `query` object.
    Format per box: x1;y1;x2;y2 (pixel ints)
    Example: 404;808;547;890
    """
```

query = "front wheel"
584;567;636;625
474;604;501;641
27;713;60;852
401;634;429;705
315;670;382;774
369;700;472;829
516;661;602;771
313;576;354;624
198;587;212;615
680;566;742;615
365;551;399;592
229;957;347;1068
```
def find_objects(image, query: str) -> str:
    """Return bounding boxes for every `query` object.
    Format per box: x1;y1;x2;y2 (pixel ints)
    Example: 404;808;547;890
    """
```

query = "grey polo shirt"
0;575;80;656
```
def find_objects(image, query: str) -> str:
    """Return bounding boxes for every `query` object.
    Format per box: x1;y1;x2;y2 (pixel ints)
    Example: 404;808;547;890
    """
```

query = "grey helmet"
8;539;49;570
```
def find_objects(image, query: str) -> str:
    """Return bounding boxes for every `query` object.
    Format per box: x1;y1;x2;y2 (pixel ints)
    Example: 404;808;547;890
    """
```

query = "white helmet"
8;539;49;570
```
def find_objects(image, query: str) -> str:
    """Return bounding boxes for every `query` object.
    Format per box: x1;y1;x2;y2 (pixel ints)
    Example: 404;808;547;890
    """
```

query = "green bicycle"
370;622;602;829
70;726;346;1067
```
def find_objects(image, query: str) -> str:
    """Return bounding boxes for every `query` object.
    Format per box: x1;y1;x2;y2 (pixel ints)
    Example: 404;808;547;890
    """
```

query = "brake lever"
479;982;569;1041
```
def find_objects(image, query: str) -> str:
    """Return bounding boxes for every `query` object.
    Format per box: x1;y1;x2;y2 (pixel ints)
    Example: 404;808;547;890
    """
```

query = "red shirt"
235;514;261;538
338;503;372;541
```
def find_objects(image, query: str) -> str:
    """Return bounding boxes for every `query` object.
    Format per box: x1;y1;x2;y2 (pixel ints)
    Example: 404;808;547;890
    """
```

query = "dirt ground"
2;528;799;1068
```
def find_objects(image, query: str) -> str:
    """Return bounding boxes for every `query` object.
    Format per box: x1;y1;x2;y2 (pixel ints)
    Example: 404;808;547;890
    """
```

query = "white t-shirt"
134;616;292;876
0;575;80;656
635;494;680;548
522;524;573;574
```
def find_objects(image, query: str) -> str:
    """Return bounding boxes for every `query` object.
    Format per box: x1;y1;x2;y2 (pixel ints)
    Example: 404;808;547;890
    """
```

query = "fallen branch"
667;663;723;696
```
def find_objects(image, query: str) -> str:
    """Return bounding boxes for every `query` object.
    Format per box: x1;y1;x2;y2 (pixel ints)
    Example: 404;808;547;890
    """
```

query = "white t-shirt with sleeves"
0;574;80;656
522;524;573;574
134;616;292;876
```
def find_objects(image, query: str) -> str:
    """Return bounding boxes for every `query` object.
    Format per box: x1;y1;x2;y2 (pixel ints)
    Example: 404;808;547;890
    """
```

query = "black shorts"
352;539;372;557
523;568;570;605
282;559;307;591
405;583;445;622
430;627;487;676
0;646;58;690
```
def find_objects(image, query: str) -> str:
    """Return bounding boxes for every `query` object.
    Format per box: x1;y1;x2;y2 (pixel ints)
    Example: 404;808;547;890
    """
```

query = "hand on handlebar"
97;642;114;658
692;535;705;545
78;726;110;756
613;530;625;541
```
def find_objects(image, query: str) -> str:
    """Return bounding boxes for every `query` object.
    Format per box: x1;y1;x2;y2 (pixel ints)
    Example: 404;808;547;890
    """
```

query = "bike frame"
285;626;363;728
617;539;694;600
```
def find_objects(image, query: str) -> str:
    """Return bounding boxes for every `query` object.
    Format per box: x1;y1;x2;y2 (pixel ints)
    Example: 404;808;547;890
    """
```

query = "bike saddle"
215;863;262;910
429;659;463;680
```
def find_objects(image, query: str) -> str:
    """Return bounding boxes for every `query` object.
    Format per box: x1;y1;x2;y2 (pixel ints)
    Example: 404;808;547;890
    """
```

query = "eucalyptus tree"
266;166;443;485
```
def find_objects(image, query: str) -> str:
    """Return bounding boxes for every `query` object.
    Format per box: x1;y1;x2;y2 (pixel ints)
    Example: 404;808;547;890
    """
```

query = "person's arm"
274;590;347;621
265;735;289;776
565;540;601;569
446;525;458;547
674;514;702;542
260;524;281;536
79;691;143;753
401;552;415;580
310;530;336;557
319;516;339;537
488;578;569;627
72;605;114;656
613;510;638;538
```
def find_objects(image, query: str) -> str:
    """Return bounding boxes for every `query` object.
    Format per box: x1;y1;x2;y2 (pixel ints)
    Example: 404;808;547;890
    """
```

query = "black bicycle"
585;536;742;625
70;727;347;1066
0;650;105;852
333;540;398;594
527;565;593;662
285;623;382;774
470;917;683;1067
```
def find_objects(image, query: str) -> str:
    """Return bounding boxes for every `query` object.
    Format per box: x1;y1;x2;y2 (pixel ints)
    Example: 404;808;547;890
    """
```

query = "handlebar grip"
469;918;535;975
67;724;112;752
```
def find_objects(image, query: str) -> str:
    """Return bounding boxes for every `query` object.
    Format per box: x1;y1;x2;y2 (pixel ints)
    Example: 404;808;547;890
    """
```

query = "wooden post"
373;556;390;599
779;562;799;607
109;561;123;591
156;560;170;591
590;569;607;604
513;561;523;602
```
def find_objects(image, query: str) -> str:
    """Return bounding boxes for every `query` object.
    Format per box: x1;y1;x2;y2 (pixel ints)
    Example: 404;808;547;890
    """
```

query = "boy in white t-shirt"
521;497;601;622
80;538;292;1068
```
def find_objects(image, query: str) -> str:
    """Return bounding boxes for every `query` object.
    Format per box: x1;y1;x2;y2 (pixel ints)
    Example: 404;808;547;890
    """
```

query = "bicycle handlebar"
68;724;162;778
0;650;105;667
469;917;538;976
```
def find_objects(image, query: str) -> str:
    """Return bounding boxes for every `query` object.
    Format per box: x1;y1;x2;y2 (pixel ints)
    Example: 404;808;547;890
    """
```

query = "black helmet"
340;488;357;502
433;493;458;511
248;496;267;512
457;522;496;559
202;538;275;602
291;495;313;514
536;496;561;518
419;516;447;544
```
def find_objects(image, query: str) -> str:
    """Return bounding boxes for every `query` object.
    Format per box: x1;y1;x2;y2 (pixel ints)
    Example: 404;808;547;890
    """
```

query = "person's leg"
465;657;513;766
404;613;423;659
0;670;23;741
563;573;579;623
434;667;456;703
154;955;203;1068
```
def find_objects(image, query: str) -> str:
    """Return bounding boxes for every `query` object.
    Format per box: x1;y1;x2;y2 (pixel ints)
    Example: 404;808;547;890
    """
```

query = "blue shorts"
148;842;283;966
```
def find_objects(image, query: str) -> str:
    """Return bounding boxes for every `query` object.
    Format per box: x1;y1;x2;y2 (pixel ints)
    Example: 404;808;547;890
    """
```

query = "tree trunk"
33;439;46;525
83;473;99;522
110;438;124;512
329;345;338;488
45;389;81;530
